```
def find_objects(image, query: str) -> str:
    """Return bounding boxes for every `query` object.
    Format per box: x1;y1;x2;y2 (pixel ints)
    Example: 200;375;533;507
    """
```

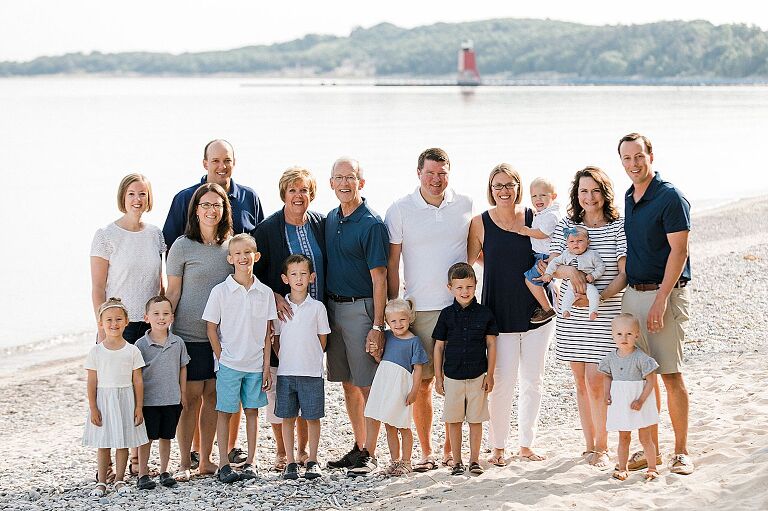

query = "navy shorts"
185;341;216;381
143;404;183;440
275;375;325;420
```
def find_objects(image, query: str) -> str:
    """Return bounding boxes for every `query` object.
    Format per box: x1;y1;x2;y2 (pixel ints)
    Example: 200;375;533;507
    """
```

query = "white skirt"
364;361;414;429
82;386;148;448
606;380;659;432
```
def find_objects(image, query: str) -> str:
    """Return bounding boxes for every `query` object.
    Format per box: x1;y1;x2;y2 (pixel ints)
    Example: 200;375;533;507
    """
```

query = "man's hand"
647;294;667;333
366;329;385;358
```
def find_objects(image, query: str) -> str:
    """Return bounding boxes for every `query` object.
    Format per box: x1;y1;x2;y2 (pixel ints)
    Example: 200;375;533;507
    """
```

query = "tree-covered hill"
2;18;767;79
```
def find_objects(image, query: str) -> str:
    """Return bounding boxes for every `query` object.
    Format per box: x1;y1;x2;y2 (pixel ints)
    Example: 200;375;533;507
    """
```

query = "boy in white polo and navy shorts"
202;233;277;483
273;254;331;480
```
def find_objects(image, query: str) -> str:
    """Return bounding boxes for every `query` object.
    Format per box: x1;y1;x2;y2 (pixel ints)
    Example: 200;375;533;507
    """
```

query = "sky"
1;1;766;62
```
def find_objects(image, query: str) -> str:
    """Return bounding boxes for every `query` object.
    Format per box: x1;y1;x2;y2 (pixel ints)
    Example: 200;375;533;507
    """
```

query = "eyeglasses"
198;202;224;210
491;183;518;191
332;175;358;183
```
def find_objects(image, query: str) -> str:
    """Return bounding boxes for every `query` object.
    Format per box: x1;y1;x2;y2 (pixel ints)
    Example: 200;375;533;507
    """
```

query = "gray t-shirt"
166;236;232;343
597;349;659;382
135;331;191;406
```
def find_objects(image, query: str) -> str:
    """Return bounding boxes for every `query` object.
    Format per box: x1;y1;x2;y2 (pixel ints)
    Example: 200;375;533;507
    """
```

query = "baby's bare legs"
526;280;552;311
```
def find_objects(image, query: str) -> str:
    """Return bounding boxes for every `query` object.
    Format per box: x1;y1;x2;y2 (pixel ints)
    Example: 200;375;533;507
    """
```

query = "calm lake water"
1;77;766;350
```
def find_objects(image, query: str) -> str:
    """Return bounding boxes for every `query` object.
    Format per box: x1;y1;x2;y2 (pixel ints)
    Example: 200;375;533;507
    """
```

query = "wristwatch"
371;324;386;332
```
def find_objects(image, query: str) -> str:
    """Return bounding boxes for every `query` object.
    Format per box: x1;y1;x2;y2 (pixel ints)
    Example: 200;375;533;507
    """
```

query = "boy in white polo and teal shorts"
203;233;277;483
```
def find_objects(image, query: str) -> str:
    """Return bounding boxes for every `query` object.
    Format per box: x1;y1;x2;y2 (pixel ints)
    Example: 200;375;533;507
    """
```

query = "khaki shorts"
622;286;690;374
409;310;440;380
442;374;489;424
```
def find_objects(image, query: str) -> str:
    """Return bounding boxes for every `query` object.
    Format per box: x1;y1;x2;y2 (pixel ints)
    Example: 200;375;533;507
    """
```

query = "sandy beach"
1;197;767;510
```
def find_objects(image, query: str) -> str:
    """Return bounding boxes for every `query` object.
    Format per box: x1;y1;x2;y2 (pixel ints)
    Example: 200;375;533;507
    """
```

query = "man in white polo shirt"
385;147;473;471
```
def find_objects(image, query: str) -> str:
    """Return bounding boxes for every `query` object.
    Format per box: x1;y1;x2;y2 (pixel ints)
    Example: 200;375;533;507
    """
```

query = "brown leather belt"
630;280;688;292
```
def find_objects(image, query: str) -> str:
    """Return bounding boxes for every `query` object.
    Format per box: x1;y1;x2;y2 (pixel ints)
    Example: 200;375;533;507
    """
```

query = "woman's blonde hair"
385;298;416;324
117;173;153;213
279;166;317;203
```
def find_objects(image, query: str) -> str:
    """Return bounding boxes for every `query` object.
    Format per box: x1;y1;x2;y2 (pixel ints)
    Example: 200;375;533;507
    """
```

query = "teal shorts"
215;364;268;413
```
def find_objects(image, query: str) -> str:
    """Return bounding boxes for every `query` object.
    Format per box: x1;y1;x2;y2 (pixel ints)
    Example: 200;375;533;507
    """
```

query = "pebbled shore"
1;197;767;510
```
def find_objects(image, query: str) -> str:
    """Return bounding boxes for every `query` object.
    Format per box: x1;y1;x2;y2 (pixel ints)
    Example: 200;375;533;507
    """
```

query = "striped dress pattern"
553;218;626;363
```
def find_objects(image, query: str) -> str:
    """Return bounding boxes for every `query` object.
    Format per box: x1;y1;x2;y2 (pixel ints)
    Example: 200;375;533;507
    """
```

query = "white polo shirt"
385;187;473;311
273;295;331;377
202;275;277;372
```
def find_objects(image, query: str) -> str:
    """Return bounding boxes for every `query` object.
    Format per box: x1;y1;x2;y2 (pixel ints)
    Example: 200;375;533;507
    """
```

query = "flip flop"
487;454;507;467
412;457;437;472
645;469;660;481
519;452;546;462
442;455;455;468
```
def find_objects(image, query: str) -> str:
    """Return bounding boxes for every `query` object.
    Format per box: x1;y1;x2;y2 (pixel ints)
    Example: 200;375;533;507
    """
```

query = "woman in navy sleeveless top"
467;163;555;466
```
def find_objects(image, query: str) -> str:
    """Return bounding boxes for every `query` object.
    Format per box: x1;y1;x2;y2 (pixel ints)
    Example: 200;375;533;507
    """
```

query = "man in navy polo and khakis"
619;132;694;476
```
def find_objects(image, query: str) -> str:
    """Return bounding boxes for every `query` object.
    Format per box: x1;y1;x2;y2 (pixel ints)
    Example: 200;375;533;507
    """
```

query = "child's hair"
229;233;258;252
282;253;314;275
530;177;556;194
612;313;641;331
145;294;172;314
385;298;416;324
447;262;476;283
98;297;129;319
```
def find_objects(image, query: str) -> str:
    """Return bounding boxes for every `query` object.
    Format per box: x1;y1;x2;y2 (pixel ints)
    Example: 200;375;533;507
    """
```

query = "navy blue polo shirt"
624;172;691;285
162;176;264;249
432;298;499;380
325;198;388;298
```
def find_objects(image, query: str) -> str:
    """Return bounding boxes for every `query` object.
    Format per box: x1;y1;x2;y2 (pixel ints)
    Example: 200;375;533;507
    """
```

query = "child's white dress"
82;342;148;448
598;349;659;431
364;333;428;429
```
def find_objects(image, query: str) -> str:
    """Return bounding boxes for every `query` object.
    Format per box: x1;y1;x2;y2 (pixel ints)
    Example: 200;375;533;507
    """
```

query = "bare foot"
198;462;218;475
589;312;598;320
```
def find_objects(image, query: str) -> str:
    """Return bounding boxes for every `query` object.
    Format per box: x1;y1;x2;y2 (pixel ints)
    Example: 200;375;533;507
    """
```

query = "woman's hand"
571;293;589;308
564;267;588;294
275;293;293;322
90;407;103;427
536;256;550;274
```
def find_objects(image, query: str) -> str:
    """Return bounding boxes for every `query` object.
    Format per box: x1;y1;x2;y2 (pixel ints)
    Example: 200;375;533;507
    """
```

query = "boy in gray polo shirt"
135;296;190;489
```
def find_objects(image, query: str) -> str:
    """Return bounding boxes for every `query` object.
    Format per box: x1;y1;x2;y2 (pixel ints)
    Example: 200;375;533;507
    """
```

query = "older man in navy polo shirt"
619;132;693;475
323;157;389;474
163;139;264;248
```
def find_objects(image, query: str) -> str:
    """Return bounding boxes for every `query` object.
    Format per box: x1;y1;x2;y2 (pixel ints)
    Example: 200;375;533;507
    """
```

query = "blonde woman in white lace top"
90;174;166;344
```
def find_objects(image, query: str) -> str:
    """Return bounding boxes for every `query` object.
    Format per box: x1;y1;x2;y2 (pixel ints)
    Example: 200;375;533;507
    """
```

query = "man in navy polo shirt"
163;139;264;248
323;157;389;473
619;132;694;475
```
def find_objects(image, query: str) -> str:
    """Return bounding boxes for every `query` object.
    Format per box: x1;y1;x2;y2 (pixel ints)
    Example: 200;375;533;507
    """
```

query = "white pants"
487;321;554;449
562;282;601;314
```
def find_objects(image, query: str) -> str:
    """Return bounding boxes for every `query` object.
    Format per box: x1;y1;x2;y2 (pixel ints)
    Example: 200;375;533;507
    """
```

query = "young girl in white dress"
83;298;148;496
364;299;429;476
598;313;660;481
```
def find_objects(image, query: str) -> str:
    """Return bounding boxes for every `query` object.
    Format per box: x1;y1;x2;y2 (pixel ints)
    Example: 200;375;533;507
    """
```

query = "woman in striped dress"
549;166;627;467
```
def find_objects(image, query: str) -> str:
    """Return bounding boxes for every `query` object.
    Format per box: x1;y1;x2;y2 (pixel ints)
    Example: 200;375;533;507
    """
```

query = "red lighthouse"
457;40;481;86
